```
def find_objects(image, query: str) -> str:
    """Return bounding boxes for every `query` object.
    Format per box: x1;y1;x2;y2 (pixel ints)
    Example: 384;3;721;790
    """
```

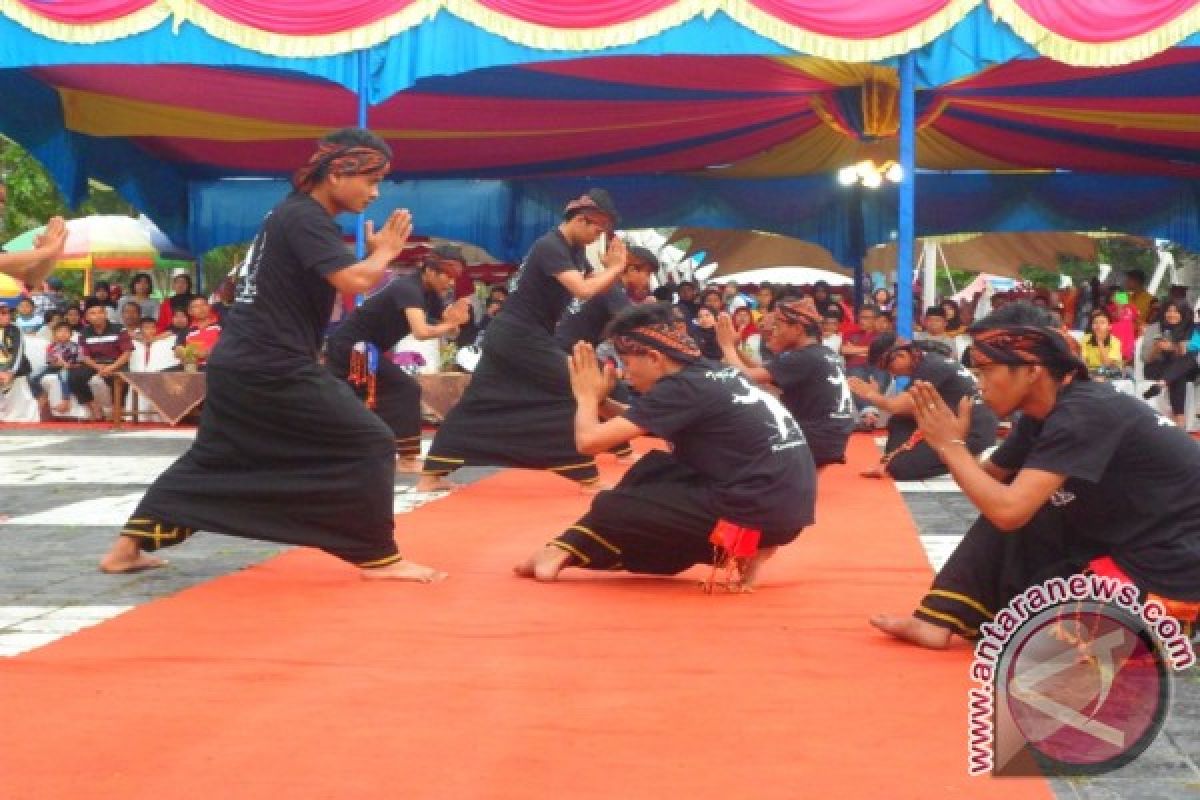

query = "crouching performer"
872;302;1200;648
516;304;817;586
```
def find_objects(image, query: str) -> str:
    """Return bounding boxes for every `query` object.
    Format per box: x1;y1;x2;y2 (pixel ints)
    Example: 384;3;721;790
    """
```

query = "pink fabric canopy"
8;0;1199;63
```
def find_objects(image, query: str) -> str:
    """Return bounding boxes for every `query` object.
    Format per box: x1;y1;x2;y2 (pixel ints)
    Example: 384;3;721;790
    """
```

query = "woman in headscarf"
1140;299;1198;427
872;302;1200;649
101;128;444;583
155;272;197;333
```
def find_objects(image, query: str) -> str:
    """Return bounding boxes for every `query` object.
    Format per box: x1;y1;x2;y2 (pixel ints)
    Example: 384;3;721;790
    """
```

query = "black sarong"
121;363;401;566
914;506;1095;637
422;316;597;483
327;339;423;458
551;450;801;575
883;405;998;481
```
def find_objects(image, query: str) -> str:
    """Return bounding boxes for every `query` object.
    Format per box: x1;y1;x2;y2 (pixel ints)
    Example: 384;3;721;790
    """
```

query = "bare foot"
99;536;167;574
513;545;572;582
395;457;423;474
415;475;457;492
361;559;447;583
869;614;952;649
53;401;71;414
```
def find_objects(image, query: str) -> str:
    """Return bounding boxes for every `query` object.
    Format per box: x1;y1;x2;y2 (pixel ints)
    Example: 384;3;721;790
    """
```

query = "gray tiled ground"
0;429;494;649
898;488;1200;799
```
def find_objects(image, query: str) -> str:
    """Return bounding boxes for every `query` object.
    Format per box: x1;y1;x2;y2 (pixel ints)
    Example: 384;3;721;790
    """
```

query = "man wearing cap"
715;299;854;467
418;188;627;492
101;127;444;583
872;302;1200;648
848;332;997;480
326;245;471;472
516;303;816;585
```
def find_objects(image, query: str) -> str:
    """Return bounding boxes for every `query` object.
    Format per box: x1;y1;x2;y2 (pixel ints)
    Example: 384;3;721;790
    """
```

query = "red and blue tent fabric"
1;0;1199;256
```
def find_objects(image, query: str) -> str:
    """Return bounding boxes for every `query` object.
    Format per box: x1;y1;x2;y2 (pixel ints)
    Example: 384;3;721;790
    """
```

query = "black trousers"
1144;355;1199;415
122;364;401;567
66;365;111;404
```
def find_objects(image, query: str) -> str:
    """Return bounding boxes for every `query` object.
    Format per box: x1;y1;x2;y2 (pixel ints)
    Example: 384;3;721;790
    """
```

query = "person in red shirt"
176;296;221;369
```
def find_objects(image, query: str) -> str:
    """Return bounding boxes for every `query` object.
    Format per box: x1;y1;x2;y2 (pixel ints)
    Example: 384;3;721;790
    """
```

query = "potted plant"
176;343;202;373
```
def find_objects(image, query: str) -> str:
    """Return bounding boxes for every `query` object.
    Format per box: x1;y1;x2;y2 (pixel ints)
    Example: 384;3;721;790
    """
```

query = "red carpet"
0;436;1050;799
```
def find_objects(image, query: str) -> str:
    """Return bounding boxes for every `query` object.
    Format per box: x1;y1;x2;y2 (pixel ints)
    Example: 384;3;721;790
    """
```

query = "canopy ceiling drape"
1;0;1199;259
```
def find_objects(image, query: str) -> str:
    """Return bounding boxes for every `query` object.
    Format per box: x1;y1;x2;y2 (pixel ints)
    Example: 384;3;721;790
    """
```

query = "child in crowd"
34;322;82;415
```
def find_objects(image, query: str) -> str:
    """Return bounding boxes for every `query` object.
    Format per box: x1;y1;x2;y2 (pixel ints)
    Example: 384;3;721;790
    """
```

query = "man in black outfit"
326;246;471;472
101;128;445;583
517;303;816;586
872;302;1200;648
715;299;854;467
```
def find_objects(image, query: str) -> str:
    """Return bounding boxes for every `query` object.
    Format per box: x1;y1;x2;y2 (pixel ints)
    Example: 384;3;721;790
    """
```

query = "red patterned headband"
293;143;390;192
611;322;701;363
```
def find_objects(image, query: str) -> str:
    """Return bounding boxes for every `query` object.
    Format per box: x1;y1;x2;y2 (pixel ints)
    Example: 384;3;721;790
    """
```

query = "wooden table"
112;370;207;428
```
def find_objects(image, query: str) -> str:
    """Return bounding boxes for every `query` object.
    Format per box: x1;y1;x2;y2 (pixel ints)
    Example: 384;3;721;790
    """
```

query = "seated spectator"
841;304;890;428
820;304;844;355
87;281;121;325
168;308;191;346
723;280;750;311
675;280;700;319
754;283;776;320
176;296;221;369
875;310;895;335
699;287;724;317
156;272;197;332
63;306;83;334
29;276;69;319
1123;268;1154;324
32;322;81;416
872;287;894;313
691;307;723;361
1140;299;1198;427
36;309;64;340
12;297;43;335
915;306;957;352
0;303;32;396
732;306;757;344
1081;309;1125;379
849;334;997;481
127;272;159;320
72;304;133;420
120;300;142;333
941;299;965;333
1107;290;1139;363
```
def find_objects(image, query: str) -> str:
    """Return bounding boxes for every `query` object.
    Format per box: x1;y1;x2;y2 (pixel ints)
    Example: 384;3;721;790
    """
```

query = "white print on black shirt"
825;351;855;418
236;220;270;304
719;368;806;452
1049;490;1077;507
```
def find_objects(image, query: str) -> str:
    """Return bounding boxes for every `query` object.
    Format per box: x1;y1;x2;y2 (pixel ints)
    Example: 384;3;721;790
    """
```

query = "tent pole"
355;49;369;263
896;53;916;338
